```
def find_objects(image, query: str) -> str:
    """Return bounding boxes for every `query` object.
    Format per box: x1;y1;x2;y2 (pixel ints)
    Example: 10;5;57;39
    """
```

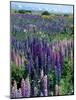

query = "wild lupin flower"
55;84;60;96
18;53;22;67
21;55;25;67
40;68;44;79
47;55;51;95
15;50;19;67
35;56;39;77
34;80;38;96
17;88;22;98
56;52;62;96
11;80;18;98
21;78;26;97
43;75;48;96
12;48;16;62
52;46;56;66
27;55;33;75
40;78;44;96
25;77;31;97
60;48;64;70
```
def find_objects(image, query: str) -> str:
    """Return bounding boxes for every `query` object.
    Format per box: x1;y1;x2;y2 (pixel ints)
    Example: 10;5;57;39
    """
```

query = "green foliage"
42;11;50;15
46;58;74;95
13;10;32;14
19;10;31;14
60;78;73;95
64;14;70;17
60;58;74;95
12;28;73;42
62;58;73;81
15;32;26;41
11;62;28;83
11;56;74;95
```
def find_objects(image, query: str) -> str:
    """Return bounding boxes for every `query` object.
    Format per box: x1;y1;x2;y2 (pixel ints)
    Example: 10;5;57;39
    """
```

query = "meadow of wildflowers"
10;2;74;99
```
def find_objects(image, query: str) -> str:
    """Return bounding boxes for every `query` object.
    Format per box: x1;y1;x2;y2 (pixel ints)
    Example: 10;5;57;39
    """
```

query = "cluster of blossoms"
11;77;30;98
11;14;73;34
11;9;73;99
11;35;73;98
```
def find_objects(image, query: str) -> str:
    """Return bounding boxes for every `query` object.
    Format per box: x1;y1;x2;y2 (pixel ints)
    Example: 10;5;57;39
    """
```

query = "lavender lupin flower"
34;80;38;96
25;77;31;97
55;84;60;96
21;78;26;97
11;80;18;98
40;78;44;96
43;75;48;96
17;88;22;98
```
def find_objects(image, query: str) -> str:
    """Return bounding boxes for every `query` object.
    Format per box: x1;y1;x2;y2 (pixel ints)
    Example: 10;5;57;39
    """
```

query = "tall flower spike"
40;78;44;96
18;53;22;67
43;75;48;96
40;68;44;79
11;80;18;98
34;80;38;96
21;78;25;97
56;52;61;96
25;77;31;97
17;88;22;98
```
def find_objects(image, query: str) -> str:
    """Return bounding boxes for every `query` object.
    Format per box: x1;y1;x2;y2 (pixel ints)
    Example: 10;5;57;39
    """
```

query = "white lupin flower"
17;88;22;98
41;68;44;79
11;80;18;98
43;75;48;96
21;78;26;97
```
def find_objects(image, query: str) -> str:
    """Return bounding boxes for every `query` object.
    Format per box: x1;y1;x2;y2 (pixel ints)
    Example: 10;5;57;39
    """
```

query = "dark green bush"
42;11;50;15
11;62;28;83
